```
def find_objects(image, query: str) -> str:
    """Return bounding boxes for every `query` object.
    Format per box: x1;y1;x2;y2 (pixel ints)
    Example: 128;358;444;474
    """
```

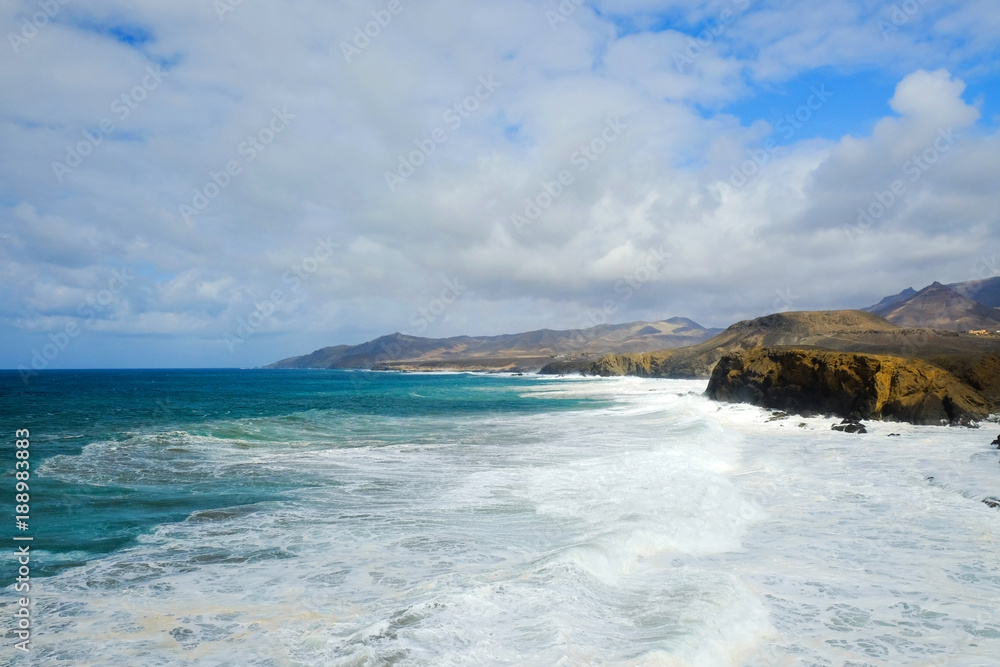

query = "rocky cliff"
706;347;993;425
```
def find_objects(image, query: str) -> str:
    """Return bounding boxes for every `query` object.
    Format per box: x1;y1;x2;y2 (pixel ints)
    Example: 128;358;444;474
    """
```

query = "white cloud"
1;0;999;367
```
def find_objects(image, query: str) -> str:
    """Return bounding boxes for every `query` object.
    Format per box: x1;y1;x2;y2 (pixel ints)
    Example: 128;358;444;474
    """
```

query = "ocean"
2;369;999;665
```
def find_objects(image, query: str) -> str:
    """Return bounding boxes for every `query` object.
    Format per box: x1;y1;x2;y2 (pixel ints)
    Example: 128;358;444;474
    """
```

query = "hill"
266;319;723;371
541;309;1000;379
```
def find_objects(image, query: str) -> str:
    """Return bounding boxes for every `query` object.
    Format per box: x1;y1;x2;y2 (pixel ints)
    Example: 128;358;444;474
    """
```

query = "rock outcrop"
706;347;993;425
831;419;867;434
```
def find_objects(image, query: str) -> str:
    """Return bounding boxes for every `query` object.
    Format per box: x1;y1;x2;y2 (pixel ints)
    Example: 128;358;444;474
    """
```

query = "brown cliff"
706;347;993;425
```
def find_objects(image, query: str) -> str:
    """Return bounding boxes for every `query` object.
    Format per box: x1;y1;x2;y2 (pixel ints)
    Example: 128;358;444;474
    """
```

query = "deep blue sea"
3;370;1000;665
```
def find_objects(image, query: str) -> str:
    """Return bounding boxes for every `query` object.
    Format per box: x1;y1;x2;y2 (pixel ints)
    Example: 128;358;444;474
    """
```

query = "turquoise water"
1;370;604;578
3;371;1000;664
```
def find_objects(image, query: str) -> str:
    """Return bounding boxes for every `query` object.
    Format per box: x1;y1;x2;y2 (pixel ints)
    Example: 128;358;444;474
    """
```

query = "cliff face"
929;354;1000;407
706;347;993;425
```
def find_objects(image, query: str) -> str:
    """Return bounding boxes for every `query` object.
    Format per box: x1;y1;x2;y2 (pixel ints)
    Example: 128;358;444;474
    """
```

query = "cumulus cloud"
1;0;999;367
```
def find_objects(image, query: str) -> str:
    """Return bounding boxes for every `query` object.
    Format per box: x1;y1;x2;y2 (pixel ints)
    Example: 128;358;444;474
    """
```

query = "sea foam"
13;375;1000;665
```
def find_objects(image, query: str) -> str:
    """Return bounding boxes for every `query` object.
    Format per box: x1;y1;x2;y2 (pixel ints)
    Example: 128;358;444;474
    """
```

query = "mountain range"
267;277;1000;372
545;306;996;369
266;318;723;371
863;277;1000;331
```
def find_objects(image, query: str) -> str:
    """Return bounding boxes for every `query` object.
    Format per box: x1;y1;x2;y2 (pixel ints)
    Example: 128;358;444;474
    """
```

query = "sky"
2;0;1000;370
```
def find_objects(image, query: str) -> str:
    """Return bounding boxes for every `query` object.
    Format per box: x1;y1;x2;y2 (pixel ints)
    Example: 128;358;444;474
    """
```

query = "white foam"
15;376;1000;664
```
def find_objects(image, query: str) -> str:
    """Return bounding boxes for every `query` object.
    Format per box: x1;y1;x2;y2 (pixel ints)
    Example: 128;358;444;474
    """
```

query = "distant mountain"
543;310;901;377
950;276;1000;308
862;287;916;314
865;282;1000;331
542;309;1000;379
266;319;723;371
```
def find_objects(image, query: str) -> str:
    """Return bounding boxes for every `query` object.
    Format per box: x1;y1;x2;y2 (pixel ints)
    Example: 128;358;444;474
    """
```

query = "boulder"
832;420;867;434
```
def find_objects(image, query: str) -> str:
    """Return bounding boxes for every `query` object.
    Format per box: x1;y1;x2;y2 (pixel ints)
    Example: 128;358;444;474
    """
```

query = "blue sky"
2;0;1000;369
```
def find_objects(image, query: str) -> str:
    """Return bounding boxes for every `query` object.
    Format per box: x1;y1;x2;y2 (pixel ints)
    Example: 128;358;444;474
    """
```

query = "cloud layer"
2;0;999;368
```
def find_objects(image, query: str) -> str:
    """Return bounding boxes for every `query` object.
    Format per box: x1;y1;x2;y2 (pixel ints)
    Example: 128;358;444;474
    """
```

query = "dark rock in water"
888;433;901;437
797;422;808;428
983;497;1000;509
832;419;867;434
767;411;789;422
990;434;1000;448
707;347;992;425
831;424;867;433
